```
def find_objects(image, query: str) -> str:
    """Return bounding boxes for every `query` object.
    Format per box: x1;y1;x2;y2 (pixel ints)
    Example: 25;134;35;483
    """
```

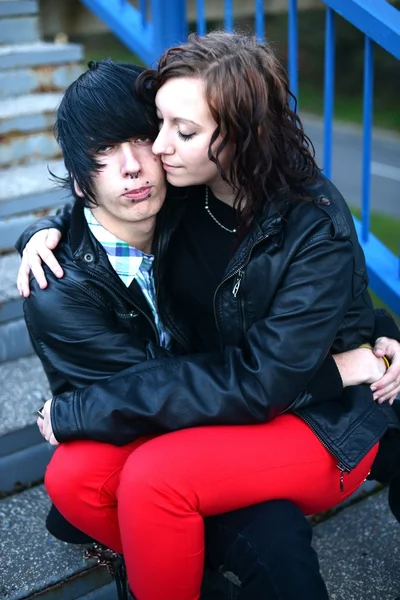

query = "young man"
18;59;400;600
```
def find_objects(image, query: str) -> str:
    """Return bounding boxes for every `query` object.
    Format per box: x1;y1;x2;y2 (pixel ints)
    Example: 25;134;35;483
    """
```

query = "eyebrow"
174;117;199;127
156;112;200;128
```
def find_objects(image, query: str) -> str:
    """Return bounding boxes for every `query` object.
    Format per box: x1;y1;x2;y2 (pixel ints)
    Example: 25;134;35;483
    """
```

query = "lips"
162;163;182;172
123;186;152;201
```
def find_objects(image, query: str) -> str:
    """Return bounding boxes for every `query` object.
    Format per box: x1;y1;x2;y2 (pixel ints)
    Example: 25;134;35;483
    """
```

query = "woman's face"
152;77;228;188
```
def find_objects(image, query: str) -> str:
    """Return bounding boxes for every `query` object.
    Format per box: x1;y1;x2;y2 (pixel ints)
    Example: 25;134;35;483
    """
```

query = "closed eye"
177;130;195;141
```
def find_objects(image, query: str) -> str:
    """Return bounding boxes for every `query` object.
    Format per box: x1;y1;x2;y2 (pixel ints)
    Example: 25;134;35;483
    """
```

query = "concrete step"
0;160;70;254
0;0;38;18
0;127;61;167
314;487;400;599
0;251;34;361
0;485;118;600
0;62;83;99
0;163;70;360
0;92;62;134
0;251;21;305
0;41;83;70
0;15;39;45
0;354;52;492
0;316;33;362
0;159;68;215
1;485;399;600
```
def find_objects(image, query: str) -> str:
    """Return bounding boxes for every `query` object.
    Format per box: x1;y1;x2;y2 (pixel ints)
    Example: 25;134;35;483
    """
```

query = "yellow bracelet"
359;344;390;371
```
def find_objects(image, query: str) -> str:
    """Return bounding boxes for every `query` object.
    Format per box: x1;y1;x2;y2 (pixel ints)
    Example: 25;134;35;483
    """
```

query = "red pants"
45;414;377;600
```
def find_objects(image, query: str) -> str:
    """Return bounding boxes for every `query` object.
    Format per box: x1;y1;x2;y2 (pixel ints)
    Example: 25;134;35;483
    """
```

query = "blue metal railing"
79;0;400;315
79;0;187;65
320;0;400;314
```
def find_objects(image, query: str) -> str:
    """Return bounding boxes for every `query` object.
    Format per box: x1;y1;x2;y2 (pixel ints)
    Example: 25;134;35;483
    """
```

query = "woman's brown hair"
137;31;318;231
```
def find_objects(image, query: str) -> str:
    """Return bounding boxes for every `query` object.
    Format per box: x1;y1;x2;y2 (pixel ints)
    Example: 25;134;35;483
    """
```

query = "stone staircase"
1;2;400;599
0;0;78;363
0;2;120;598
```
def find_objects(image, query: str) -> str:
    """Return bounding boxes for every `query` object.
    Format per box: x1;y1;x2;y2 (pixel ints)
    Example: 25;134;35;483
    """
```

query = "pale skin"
20;79;400;442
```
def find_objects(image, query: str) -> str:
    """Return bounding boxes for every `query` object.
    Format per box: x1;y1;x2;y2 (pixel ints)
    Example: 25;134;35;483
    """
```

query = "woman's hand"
371;337;400;405
333;343;400;404
17;228;63;297
333;347;386;387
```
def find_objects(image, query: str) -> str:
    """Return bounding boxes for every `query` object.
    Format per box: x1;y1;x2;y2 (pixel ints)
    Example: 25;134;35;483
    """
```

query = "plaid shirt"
84;208;171;348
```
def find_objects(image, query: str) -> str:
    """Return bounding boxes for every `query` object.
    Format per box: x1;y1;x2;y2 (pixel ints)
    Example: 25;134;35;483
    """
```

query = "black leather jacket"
18;174;399;472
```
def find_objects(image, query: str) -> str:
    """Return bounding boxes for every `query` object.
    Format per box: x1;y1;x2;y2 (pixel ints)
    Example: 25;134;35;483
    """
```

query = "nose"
152;126;174;156
121;143;141;177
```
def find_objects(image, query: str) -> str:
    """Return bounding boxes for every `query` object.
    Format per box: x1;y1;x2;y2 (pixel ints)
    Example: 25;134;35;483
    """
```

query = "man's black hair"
52;58;158;205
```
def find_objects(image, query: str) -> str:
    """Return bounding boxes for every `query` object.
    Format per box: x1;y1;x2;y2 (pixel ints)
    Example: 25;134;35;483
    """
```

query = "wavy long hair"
138;31;318;230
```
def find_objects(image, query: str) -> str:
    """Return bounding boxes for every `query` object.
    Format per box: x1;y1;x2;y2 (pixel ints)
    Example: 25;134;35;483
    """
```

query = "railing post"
323;7;335;180
196;0;206;35
150;0;188;64
361;36;374;244
288;0;298;107
224;0;234;32
255;0;265;41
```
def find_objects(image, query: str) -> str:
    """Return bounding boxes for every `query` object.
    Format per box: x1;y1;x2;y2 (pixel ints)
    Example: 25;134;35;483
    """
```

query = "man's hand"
37;399;59;446
371;337;400;404
17;228;63;297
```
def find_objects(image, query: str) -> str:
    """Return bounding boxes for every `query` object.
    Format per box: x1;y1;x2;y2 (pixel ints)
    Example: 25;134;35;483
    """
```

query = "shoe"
368;429;400;485
46;504;96;544
389;474;400;524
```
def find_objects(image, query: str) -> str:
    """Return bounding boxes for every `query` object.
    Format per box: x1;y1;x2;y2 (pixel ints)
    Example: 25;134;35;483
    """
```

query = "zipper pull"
232;270;244;297
337;464;346;492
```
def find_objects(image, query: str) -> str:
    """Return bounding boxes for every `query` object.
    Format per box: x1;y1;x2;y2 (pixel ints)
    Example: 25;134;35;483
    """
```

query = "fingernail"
373;394;379;401
56;270;63;277
371;387;377;392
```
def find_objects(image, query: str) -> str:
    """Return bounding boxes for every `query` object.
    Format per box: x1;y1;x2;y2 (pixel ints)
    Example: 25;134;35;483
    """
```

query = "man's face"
76;135;167;226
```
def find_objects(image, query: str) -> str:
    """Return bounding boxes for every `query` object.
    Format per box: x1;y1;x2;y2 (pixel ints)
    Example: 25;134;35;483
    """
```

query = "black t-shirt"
167;188;238;351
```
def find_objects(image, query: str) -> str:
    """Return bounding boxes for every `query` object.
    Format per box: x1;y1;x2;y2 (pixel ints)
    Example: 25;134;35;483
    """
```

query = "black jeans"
47;500;329;600
201;500;329;600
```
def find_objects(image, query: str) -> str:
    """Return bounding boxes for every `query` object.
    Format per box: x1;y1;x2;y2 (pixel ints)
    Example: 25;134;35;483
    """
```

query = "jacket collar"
68;201;103;264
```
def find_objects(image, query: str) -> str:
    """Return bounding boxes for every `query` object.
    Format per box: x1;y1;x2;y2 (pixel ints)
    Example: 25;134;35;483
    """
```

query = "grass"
80;34;142;66
300;84;400;134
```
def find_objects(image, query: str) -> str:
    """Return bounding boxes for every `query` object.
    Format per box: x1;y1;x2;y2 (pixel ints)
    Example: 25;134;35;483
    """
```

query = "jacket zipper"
232;270;244;298
213;233;270;342
80;263;160;344
294;410;351;491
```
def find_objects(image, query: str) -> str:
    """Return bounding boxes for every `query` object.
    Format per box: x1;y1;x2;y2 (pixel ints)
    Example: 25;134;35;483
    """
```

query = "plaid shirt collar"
84;207;154;287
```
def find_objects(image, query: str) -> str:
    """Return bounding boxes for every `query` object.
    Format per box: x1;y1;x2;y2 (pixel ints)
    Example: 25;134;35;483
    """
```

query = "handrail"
79;0;187;65
322;0;400;60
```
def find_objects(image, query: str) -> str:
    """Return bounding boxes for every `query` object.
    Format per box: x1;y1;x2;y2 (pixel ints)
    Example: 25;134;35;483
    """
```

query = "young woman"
18;33;400;600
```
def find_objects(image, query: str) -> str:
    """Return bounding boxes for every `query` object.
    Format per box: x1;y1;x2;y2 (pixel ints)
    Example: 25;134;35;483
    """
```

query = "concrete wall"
39;0;322;39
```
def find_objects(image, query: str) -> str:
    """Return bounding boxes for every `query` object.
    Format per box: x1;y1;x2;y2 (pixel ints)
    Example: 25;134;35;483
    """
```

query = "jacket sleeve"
372;308;400;342
305;307;400;402
24;271;149;394
15;205;72;255
51;223;364;444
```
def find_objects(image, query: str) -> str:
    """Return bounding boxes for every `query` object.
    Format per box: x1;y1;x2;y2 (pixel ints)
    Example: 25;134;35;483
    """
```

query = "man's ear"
73;178;84;198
